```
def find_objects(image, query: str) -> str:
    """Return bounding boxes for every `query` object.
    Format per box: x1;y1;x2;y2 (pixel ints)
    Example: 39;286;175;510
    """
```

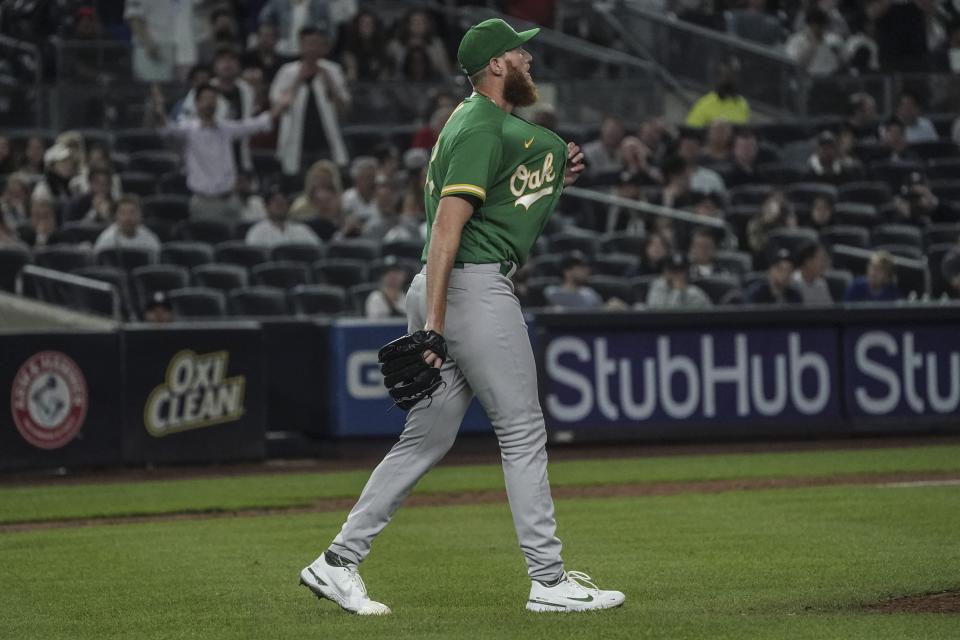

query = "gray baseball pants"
329;263;564;582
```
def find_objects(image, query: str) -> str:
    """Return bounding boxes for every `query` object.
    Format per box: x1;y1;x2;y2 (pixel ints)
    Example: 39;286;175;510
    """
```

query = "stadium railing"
17;264;122;321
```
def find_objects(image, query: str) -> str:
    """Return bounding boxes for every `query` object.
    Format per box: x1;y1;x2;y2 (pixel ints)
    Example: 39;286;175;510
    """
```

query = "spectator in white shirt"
365;261;408;319
246;185;322;248
785;8;844;76
178;48;258;173
645;253;712;309
93;194;161;256
895;91;939;143
341;156;380;229
124;0;198;82
677;131;725;194
582;115;626;182
791;241;833;305
155;83;292;220
270;25;351;175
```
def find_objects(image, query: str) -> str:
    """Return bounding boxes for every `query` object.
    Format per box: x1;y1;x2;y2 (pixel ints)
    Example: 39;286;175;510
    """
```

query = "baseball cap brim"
458;19;540;76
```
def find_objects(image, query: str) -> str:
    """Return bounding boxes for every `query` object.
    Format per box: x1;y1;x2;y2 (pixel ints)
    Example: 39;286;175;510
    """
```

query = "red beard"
503;60;538;108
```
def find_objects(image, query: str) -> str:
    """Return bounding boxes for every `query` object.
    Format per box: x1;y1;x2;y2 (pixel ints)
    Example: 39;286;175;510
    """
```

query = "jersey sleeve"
439;129;503;202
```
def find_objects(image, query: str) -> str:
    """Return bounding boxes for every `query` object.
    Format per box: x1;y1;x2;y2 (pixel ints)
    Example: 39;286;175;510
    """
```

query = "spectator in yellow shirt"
685;63;750;128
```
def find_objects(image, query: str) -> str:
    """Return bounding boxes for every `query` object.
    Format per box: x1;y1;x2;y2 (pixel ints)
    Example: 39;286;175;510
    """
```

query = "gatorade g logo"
511;153;556;210
144;350;245;437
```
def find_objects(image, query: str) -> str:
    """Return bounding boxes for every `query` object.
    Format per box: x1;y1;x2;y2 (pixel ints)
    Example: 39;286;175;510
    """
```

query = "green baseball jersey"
422;93;568;266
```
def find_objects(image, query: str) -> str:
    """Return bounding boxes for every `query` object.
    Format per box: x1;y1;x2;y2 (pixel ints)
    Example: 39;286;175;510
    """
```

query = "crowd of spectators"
671;0;960;75
1;2;960;321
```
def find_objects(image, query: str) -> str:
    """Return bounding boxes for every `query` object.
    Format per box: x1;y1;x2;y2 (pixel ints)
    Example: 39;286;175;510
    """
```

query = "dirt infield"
3;470;958;534
867;590;960;614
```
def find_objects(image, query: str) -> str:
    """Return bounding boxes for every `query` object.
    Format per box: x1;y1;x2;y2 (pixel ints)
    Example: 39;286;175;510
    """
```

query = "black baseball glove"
378;330;448;410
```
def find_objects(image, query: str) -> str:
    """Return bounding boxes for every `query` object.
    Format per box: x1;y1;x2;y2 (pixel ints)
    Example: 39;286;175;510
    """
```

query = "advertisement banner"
0;333;123;471
845;325;960;420
542;328;841;431
329;320;493;437
122;324;266;463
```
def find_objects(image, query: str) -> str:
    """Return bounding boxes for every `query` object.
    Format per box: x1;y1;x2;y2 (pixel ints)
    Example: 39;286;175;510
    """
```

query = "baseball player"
299;18;625;615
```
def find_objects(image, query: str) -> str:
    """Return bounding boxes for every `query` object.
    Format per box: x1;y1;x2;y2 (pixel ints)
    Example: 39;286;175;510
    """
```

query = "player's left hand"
564;142;585;186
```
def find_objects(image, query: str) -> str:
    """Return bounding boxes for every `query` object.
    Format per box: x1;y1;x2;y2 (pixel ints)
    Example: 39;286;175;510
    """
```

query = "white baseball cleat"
526;571;625;612
299;553;391;616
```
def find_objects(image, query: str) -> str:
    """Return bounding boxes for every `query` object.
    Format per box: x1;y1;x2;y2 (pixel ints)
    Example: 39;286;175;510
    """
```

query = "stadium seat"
929;179;960;203
252;261;311;288
833;202;880;227
214;241;270;270
526;253;564;278
750;122;812;146
289;284;348;316
313;258;369;288
129;150;180;175
168;287;226;318
909;140;959;162
34;245;95;272
252;151;282;177
131;264;189;310
872;224;922;249
192;263;248;292
629;274;658;305
766;227;819;254
381;239;424;261
177;219;234;244
270;243;325;265
523;276;561;308
143;219;178;243
369;257;419;282
785;182;837;206
828;245;870;275
114;128;167;153
326;238;380;261
586;275;633;304
592;253;639;277
692;274;742;305
72;265;133;318
548;229;600;256
160;241;214;269
820;225;870;250
837;181;892;206
874;243;923;260
142;195;190;224
724;206;758;247
728;183;775;206
925;158;960;180
852;141;888;165
119;171;158;197
96;247;156;270
927;243;958;297
869;160;925;186
228;286;289;316
755;162;806;185
599;231;646;255
894;261;928;298
924;223;960;247
0;245;32;292
158;172;189;196
823;269;852;301
529;235;549;257
714;250;753;276
348;282;380;313
53;222;105;245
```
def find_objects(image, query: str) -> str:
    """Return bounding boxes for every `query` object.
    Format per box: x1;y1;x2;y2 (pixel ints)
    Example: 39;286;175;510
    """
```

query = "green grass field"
2;444;959;639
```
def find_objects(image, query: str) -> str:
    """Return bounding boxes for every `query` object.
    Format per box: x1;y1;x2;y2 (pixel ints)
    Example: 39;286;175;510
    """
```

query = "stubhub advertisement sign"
543;328;841;428
845;326;960;419
329;320;492;437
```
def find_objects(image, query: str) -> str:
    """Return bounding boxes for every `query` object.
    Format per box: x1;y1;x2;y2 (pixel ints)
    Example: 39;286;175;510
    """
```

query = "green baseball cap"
457;18;539;76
